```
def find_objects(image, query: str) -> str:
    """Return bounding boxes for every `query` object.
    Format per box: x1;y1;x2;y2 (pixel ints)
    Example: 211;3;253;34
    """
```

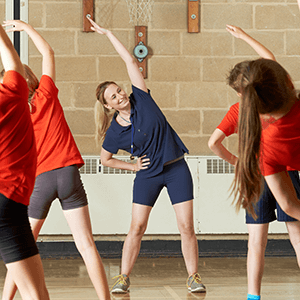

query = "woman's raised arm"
226;25;275;61
0;23;24;77
87;17;147;93
4;20;55;81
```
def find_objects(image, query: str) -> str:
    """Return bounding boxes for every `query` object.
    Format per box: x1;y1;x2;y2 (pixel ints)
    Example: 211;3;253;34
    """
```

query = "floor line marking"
164;285;181;300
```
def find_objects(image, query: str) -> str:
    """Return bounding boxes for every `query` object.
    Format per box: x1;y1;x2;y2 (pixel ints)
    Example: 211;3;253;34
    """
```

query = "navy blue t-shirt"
102;85;189;178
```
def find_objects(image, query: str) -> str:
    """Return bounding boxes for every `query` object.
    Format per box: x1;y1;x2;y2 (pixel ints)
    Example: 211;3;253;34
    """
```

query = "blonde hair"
94;81;117;147
0;64;39;103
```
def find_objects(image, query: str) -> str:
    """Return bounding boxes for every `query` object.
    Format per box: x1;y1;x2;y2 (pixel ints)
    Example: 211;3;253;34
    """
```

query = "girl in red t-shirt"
1;20;110;300
209;26;300;300
0;22;50;300
230;58;300;245
232;57;300;215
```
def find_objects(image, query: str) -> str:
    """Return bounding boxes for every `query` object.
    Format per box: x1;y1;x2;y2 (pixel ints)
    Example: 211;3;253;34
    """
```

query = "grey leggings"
28;165;88;219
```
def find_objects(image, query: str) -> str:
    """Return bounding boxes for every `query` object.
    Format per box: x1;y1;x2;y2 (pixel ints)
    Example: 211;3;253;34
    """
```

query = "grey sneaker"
187;273;206;293
111;274;130;293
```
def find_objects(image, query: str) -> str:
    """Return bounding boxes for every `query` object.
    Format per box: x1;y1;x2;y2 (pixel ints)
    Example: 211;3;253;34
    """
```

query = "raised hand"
3;20;28;33
86;16;108;35
226;24;246;39
87;15;147;92
226;24;275;60
0;21;24;75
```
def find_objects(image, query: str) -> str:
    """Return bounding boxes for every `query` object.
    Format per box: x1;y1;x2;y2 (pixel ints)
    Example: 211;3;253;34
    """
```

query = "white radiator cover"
40;156;288;235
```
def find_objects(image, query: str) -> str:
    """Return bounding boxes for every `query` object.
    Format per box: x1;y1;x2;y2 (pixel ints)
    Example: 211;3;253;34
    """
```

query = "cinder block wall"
25;0;300;156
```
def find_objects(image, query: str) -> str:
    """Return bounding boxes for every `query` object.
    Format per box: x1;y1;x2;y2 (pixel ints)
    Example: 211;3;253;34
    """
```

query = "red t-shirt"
217;103;239;136
260;100;300;176
217;101;296;174
0;71;37;205
30;75;83;176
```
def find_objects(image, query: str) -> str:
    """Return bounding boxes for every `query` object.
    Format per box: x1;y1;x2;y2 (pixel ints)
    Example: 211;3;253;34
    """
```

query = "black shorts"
246;170;300;224
0;193;39;264
28;165;88;219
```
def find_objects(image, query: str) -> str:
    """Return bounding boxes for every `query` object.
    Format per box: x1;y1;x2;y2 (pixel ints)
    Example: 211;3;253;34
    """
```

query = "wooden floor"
0;256;299;299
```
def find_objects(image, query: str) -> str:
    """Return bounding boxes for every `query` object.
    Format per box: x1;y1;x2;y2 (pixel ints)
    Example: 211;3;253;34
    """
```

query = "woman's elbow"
208;138;217;151
100;158;109;167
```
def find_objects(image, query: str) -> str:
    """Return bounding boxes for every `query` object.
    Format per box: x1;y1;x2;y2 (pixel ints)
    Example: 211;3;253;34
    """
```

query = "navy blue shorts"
28;165;88;220
0;193;39;264
246;171;300;224
133;158;194;207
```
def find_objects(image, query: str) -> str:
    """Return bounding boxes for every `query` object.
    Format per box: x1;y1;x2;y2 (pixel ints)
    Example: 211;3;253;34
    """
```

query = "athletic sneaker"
186;273;206;293
111;274;130;293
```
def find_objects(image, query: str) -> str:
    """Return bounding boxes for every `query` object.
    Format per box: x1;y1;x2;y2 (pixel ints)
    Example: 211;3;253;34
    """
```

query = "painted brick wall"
25;0;300;156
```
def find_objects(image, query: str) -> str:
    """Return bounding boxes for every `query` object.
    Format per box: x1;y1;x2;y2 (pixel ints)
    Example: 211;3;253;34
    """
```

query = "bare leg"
63;205;110;300
5;254;49;300
2;218;45;300
121;203;152;276
247;223;269;296
286;221;300;267
173;200;198;276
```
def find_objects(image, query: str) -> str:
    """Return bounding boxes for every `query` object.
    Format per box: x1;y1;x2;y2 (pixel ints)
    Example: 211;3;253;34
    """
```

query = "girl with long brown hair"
232;58;300;224
209;25;300;300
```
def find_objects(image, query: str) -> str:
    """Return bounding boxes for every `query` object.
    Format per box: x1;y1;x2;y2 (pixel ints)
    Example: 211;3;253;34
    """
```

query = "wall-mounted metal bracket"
83;0;94;32
134;26;148;78
188;0;200;33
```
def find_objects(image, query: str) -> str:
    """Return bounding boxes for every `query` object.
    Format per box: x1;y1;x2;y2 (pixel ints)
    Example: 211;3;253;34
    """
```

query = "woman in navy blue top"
88;17;206;294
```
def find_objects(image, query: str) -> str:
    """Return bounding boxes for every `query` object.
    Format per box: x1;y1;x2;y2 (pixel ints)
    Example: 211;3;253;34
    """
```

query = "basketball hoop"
125;0;154;25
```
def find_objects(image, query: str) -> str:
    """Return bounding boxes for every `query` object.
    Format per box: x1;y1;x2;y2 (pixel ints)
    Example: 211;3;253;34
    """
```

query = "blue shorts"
133;158;194;207
246;171;300;224
28;165;88;220
0;193;39;264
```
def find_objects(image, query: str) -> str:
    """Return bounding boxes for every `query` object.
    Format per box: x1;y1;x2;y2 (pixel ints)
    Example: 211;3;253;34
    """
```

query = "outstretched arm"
0;23;24;77
87;17;147;93
226;25;276;61
3;20;55;81
208;129;238;166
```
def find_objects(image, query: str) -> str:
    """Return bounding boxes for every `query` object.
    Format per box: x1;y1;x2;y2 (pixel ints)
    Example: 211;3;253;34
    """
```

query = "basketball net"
125;0;154;25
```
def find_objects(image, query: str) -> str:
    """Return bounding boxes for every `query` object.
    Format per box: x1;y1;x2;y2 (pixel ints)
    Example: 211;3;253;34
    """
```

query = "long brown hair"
227;60;251;93
231;59;296;217
94;81;117;146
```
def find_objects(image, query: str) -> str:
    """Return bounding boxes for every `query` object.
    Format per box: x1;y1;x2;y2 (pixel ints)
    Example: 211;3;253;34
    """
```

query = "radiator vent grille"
80;158;98;174
207;159;235;174
80;157;135;175
80;157;234;175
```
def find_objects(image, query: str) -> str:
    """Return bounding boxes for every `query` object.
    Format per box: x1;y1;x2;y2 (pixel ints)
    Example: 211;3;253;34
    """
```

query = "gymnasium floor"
0;256;298;299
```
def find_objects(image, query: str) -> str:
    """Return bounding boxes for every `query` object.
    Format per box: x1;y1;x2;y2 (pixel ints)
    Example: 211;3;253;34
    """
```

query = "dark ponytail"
231;59;296;218
232;83;262;217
